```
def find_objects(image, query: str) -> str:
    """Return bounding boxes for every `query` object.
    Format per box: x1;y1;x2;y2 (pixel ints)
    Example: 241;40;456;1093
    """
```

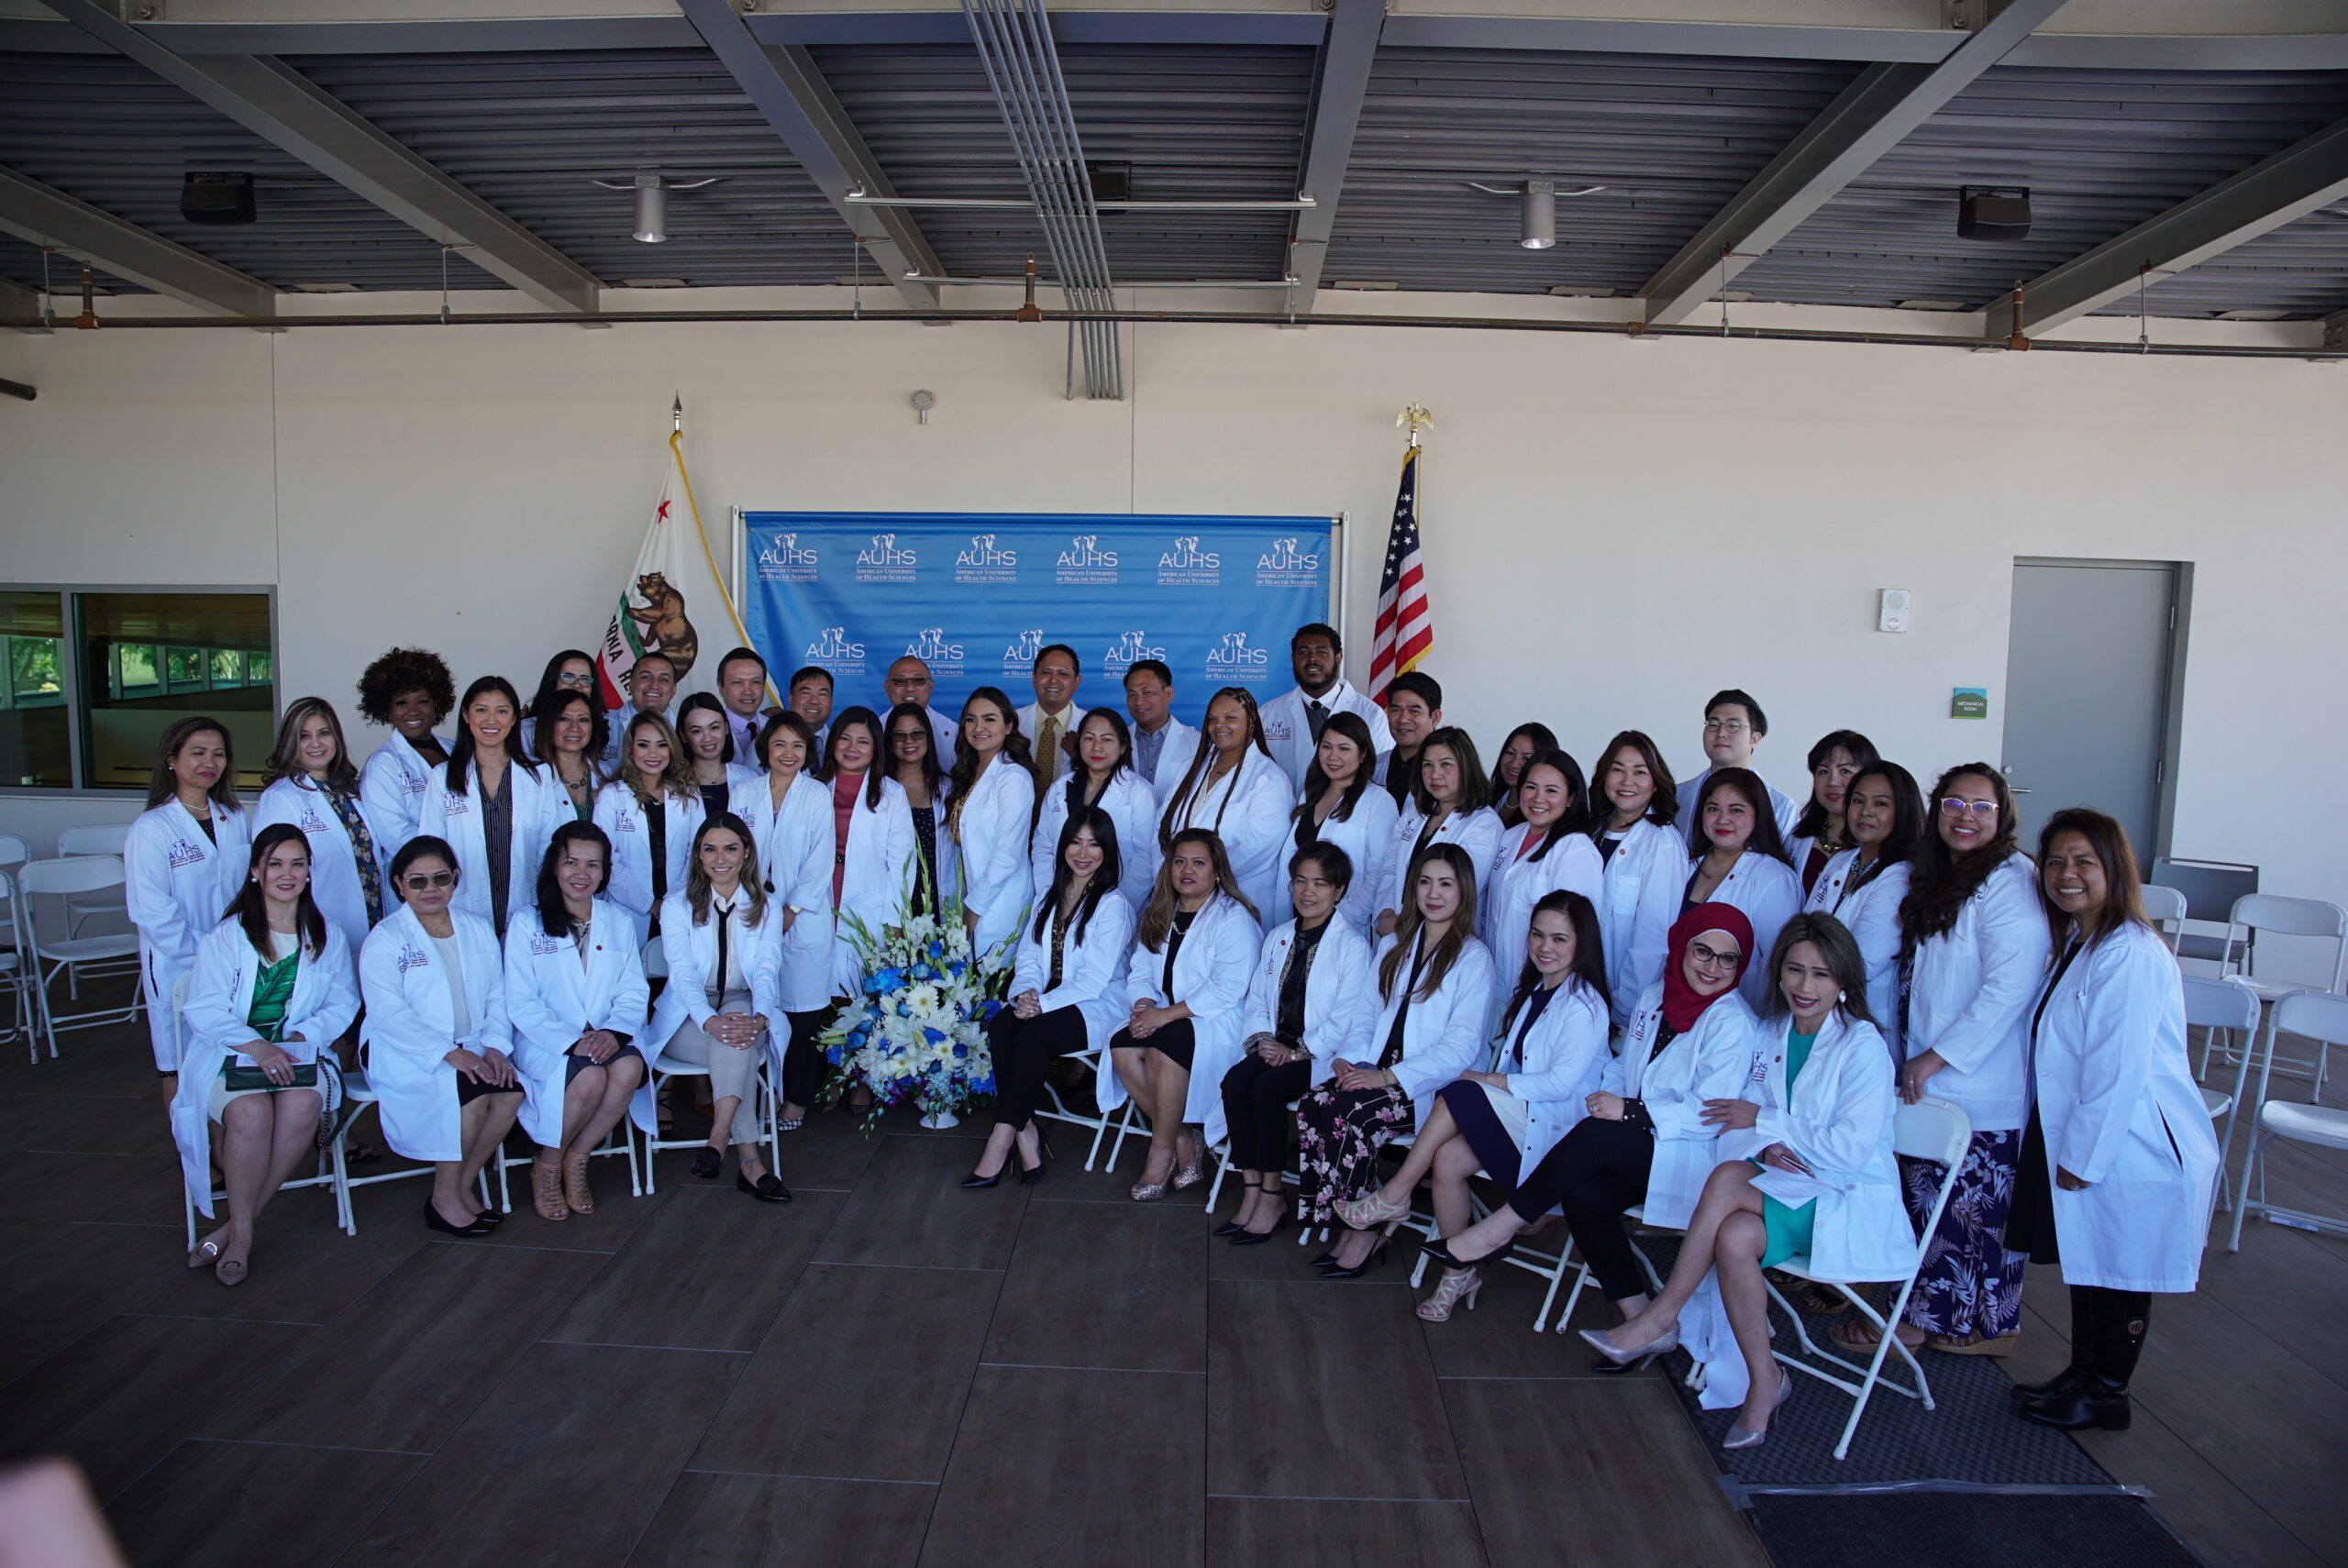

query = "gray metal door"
2001;559;2180;865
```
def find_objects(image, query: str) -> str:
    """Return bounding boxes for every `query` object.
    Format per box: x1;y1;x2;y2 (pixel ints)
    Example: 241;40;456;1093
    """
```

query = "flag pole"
666;399;763;694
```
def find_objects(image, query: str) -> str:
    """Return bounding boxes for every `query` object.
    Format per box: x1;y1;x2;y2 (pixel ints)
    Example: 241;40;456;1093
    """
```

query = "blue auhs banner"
742;512;1337;725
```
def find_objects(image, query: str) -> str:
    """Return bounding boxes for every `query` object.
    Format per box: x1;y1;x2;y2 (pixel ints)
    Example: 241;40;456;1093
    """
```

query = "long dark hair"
147;716;240;811
1159;687;1273;848
1759;911;1876;1025
1381;841;1479;1003
1138;828;1257;949
227;823;329;958
526;649;597;719
1040;708;1135;834
883;701;946;800
1032;805;1123;944
1589;729;1678;834
262;697;359;792
1501;887;1610;1032
947;686;1033;820
2037;807;2149;951
1790;729;1881;845
673;690;735;767
530;687;608;769
684;811;769;927
1899;763;2019;956
1841;761;1926;895
1409;726;1490;817
820;704;889;810
534;820;614;938
1689;766;1791;867
1516;748;1594;861
1294;710;1377;828
1490;721;1558;826
445;675;537;791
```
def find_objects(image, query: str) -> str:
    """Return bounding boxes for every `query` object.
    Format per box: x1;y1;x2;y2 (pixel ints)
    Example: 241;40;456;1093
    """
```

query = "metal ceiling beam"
1283;0;1385;319
42;0;601;314
1636;0;2069;327
1988;115;2348;338
674;0;941;311
0;164;277;316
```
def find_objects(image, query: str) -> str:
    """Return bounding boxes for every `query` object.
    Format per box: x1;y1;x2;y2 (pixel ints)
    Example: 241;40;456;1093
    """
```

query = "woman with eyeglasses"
1488;721;1557;832
532;689;607;825
1588;731;1686;1032
516;649;599;760
1157;687;1296;921
1833;763;2052;1361
127;716;254;1099
1272;711;1396;934
360;835;525;1236
257;697;382;959
417;675;560;941
1682;767;1801;1011
1379;727;1500;938
356;646;454;873
1804;761;1926;1060
1785;731;1880;900
594;712;704;946
1029;708;1161;915
1482;748;1603;1018
884;702;948;919
676;691;759;819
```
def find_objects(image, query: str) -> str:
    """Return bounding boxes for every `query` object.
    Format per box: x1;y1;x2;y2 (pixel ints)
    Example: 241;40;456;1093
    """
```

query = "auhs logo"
907;627;964;664
1203;631;1271;677
759;533;816;568
955;534;1017;569
1002;628;1046;666
1102;629;1166;670
807;626;864;662
1257;536;1320;572
1058;534;1119;569
856;533;917;569
1158;536;1220;571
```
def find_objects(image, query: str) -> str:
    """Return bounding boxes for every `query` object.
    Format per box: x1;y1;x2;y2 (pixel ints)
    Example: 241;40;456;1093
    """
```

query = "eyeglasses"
556;671;594;690
1702;719;1749;735
1939;798;1999;819
400;871;455;891
1688;941;1743;969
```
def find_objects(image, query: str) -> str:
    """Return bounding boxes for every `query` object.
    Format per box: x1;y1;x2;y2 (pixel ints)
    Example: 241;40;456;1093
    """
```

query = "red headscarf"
1661;901;1755;1034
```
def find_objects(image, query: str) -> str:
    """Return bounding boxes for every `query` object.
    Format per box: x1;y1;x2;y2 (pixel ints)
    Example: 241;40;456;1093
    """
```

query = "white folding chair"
1761;1096;1971;1462
56;823;135;942
2139;884;2187;955
1032;1041;1121;1170
17;856;144;1059
637;945;781;1195
2223;894;2348;1099
0;868;26;1050
486;1120;642;1213
0;833;28;952
2184;975;2260;1198
172;972;342;1248
330;1060;498;1235
2229;991;2348;1251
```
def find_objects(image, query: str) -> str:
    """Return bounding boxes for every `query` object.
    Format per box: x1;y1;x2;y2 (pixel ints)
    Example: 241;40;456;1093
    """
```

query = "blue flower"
922;1026;947;1044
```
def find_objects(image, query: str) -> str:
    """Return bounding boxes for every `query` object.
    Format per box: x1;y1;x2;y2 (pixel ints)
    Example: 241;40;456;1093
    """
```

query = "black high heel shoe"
1215;1180;1259;1238
1319;1240;1390;1280
1016;1132;1053;1187
1229;1213;1289;1247
1421;1236;1512;1272
960;1154;1008;1190
424;1200;495;1237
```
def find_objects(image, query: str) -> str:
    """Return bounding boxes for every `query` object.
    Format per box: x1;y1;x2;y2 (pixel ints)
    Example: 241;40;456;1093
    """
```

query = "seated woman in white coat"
1584;913;1910;1450
173;825;359;1286
1348;889;1611;1320
1277;712;1397;934
821;706;915;996
1029;708;1159;914
1428;905;1763;1341
257;697;383;961
355;645;454;873
594;712;703;944
1381;726;1501;936
727;712;837;1127
359;835;525;1236
1305;845;1496;1278
645;814;791;1202
128;715;256;1099
2005;809;2218;1434
1157;687;1295;920
1803;761;1925;1063
940;686;1036;968
417;675;560;941
1590;731;1688;1032
1784;729;1878;900
1215;845;1378;1243
1108;829;1261;1201
1683;767;1801;1011
502;822;649;1223
1482;748;1604;1018
965;807;1134;1189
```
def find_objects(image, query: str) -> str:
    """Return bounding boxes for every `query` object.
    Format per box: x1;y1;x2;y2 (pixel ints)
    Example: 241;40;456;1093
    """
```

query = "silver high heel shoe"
1721;1365;1794;1450
1416;1268;1482;1322
1579;1321;1679;1366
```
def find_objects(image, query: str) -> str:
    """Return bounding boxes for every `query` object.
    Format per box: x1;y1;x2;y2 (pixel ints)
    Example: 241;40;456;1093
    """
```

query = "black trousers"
781;1006;833;1109
986;1006;1089;1132
1511;1117;1656;1302
1220;1053;1313;1174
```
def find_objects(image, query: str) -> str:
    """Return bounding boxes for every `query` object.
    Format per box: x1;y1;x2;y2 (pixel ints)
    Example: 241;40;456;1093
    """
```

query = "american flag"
1368;444;1431;702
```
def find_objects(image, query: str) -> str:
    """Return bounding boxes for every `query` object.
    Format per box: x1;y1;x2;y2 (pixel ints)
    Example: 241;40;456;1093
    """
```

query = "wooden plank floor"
3;1001;2342;1567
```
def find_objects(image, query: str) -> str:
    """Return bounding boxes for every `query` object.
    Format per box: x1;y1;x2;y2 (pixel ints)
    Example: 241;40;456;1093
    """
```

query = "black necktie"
1307;700;1328;744
711;900;734;1007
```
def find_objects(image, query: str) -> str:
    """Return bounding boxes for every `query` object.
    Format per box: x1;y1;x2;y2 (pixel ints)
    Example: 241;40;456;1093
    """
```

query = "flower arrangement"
821;895;1009;1129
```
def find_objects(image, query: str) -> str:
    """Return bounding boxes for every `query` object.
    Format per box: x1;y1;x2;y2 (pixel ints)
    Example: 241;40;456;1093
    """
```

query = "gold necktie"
1034;714;1061;789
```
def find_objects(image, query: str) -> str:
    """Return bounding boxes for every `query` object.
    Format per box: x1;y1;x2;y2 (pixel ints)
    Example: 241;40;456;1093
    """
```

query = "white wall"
5;291;2343;975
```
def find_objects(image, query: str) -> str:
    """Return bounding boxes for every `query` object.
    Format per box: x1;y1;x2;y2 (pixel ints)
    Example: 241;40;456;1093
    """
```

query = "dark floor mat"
1746;1491;2206;1567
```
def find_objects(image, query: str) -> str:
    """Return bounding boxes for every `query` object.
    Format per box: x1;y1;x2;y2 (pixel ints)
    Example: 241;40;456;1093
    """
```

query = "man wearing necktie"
1017;643;1089;789
1259;623;1393;790
716;646;776;763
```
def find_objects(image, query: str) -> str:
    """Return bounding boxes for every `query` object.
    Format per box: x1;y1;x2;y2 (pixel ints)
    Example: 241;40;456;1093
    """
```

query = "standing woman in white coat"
1110;829;1261;1201
884;702;949;921
1683;767;1802;1011
1381;727;1500;936
174;825;359;1286
676;691;758;819
966;807;1133;1188
256;698;382;964
1590;731;1688;1032
822;706;915;997
727;713;836;1126
1030;708;1160;915
1839;763;2053;1359
1306;844;1496;1278
359;835;523;1236
417;675;558;942
1804;761;1925;1063
1785;730;1879;900
502;822;649;1222
1488;721;1557;832
531;689;607;827
127;716;253;1099
355;646;454;873
594;712;703;943
1483;749;1604;1019
1157;687;1295;919
942;687;1037;967
2005;809;2217;1432
1278;712;1397;934
1349;889;1611;1319
1586;914;1911;1448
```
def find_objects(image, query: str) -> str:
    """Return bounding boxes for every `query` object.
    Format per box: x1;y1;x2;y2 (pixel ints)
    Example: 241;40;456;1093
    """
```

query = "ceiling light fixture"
1468;180;1605;249
592;173;721;243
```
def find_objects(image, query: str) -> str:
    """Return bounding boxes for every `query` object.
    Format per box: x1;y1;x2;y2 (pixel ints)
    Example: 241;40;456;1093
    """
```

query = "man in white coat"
1016;643;1089;790
599;652;678;767
1123;657;1196;800
716;646;779;762
1259;623;1392;790
1676;687;1799;847
882;654;958;769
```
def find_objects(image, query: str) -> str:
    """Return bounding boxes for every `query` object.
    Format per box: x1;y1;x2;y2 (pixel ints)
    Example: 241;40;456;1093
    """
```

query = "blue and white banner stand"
740;513;1340;724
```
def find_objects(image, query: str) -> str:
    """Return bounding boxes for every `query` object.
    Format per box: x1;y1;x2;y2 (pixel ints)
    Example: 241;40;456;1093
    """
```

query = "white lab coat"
416;757;563;934
592;782;704;939
1905;852;2054;1133
1806;849;1912;1056
126;799;252;1072
1601;983;1763;1230
501;899;651;1148
1238;917;1379;1086
1385;805;1503;928
1681;850;1802;1011
359;731;446;874
1108;892;1261;1135
1677;768;1800;850
1368;930;1499;1133
1482;824;1605;1018
1135;715;1199;800
257;777;379;956
833;775;917;995
1030;768;1162;917
1596;820;1686;1031
917;705;960;771
1487;977;1612;1172
725;771;837;1011
1006;889;1135;1055
637;887;788;1134
937;756;1036;965
359;903;511;1164
171;917;360;1215
1014;701;1091;785
1274;785;1400;935
2031;922;2220;1292
1257;679;1393;790
1158;746;1296;920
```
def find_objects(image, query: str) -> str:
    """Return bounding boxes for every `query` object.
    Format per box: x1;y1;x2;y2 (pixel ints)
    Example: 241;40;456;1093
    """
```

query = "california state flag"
595;425;754;707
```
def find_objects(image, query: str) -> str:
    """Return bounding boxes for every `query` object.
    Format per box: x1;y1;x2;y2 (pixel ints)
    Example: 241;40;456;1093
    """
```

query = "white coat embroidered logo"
167;839;206;870
396;944;429;973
